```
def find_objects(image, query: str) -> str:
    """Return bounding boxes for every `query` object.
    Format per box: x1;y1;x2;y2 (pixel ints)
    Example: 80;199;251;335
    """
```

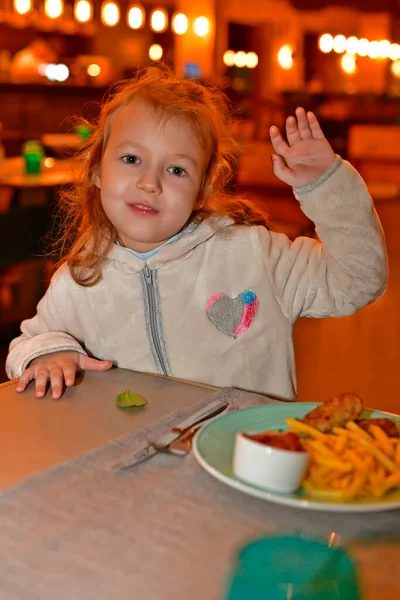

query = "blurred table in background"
0;156;83;190
41;133;84;157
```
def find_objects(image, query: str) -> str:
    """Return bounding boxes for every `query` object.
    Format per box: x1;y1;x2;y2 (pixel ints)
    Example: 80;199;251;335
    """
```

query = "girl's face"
96;100;207;252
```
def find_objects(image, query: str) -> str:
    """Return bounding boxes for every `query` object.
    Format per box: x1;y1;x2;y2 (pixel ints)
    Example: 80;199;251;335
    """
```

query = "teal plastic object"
224;534;360;599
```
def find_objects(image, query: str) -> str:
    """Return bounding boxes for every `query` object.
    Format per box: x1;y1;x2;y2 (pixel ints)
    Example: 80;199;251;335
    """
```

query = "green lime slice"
116;391;147;409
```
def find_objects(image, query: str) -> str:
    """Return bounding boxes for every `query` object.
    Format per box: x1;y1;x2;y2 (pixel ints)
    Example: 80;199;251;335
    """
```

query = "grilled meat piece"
303;393;364;433
356;418;399;438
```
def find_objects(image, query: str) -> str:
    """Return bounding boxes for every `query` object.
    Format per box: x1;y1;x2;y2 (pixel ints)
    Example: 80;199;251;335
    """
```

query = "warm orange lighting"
14;0;32;14
194;16;209;37
87;63;101;76
101;1;120;27
319;34;333;53
44;0;64;19
44;158;55;168
127;4;145;29
74;0;92;23
277;44;293;69
150;9;167;33
223;50;235;67
172;12;188;35
149;44;163;61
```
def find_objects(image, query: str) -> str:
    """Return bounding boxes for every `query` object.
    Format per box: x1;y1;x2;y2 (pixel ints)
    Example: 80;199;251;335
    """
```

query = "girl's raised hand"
16;351;113;400
269;107;336;189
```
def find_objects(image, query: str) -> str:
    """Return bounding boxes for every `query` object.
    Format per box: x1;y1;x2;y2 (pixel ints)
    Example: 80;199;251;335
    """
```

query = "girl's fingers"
269;125;290;155
285;115;302;146
49;367;64;399
62;363;77;387
35;368;50;398
307;111;325;139
16;368;34;392
295;107;312;140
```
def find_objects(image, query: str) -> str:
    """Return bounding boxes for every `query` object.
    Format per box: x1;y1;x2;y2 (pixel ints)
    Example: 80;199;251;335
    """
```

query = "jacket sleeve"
257;158;388;322
6;264;87;379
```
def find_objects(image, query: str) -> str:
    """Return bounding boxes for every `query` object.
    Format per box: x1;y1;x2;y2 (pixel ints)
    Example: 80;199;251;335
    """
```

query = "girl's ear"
94;172;101;188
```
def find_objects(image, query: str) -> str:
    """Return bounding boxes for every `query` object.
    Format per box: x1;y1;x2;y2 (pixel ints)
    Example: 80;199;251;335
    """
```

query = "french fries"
286;417;400;501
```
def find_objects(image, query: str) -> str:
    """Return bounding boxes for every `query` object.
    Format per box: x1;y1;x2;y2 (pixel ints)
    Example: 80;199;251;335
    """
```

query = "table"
41;133;84;157
0;370;399;600
0;156;83;189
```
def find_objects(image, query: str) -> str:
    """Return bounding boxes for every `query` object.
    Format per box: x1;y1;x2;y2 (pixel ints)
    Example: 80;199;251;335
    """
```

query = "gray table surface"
1;372;399;599
0;368;216;489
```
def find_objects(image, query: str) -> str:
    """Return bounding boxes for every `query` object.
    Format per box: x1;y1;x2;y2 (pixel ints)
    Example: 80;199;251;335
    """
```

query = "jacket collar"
104;217;234;273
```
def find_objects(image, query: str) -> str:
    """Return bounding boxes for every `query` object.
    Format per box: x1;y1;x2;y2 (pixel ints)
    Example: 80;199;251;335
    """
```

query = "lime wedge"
116;391;147;409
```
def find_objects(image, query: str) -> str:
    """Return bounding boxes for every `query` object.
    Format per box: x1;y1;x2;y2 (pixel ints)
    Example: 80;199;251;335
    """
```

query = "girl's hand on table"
16;351;113;399
269;107;336;189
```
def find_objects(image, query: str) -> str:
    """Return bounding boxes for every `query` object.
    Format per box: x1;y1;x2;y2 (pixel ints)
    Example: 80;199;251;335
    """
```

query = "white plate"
193;402;400;512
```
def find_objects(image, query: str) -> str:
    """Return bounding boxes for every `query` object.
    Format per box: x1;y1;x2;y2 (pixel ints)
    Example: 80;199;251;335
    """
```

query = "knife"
113;398;229;471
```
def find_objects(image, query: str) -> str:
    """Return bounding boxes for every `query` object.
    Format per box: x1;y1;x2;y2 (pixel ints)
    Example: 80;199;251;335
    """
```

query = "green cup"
24;152;42;174
224;534;361;599
22;140;44;174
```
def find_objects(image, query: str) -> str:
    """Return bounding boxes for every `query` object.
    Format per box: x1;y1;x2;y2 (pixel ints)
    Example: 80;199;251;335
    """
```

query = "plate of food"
192;394;400;512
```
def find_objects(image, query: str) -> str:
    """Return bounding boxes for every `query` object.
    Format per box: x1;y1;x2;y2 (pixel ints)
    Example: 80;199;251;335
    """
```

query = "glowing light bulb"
172;13;188;35
277;44;293;70
127;5;145;29
87;63;101;77
149;44;163;61
357;38;369;57
194;16;209;37
245;52;258;68
150;9;167;33
333;35;346;54
223;50;235;67
319;33;333;53
345;36;358;55
44;0;64;19
74;0;92;23
101;1;120;27
341;53;356;75
14;0;32;15
234;51;247;68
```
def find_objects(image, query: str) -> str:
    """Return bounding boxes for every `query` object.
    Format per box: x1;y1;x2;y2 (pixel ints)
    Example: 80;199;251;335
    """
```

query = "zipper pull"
143;265;153;285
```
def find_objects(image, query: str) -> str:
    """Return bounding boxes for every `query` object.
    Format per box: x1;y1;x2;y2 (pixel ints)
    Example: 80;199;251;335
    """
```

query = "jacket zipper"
142;265;169;375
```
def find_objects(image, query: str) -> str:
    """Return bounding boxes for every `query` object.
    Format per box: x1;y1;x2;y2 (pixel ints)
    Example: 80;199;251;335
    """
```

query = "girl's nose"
136;171;161;195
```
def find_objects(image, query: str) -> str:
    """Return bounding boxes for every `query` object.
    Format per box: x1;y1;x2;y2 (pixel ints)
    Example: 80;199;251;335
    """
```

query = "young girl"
6;68;387;401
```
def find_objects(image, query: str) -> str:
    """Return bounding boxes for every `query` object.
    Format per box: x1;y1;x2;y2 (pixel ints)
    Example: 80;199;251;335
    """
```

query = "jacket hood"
104;216;234;273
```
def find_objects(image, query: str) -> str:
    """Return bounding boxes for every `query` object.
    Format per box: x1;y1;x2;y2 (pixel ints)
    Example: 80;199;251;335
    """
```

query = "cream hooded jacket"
6;160;388;401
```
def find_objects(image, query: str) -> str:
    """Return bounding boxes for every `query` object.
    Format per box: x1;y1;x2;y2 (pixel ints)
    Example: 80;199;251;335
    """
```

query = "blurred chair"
0;206;51;337
347;125;400;201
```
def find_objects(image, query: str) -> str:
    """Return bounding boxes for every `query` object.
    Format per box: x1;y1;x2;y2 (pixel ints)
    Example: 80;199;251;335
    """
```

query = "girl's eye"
122;155;140;164
168;166;186;177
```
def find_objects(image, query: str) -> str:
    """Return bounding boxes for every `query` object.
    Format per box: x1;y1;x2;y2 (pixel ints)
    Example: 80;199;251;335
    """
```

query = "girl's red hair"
56;66;269;286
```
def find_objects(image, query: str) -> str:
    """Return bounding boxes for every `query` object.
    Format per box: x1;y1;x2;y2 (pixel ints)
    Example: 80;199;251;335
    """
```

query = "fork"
159;405;238;456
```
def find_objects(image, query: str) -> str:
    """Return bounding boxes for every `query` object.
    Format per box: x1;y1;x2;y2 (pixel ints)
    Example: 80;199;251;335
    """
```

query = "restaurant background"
0;0;399;413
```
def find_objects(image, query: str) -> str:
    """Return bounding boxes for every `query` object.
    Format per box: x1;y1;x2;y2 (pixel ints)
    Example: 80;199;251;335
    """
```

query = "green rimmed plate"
193;403;400;512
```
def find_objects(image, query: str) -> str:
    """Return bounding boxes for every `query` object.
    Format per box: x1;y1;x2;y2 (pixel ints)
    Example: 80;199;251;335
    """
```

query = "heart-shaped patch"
206;290;258;339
